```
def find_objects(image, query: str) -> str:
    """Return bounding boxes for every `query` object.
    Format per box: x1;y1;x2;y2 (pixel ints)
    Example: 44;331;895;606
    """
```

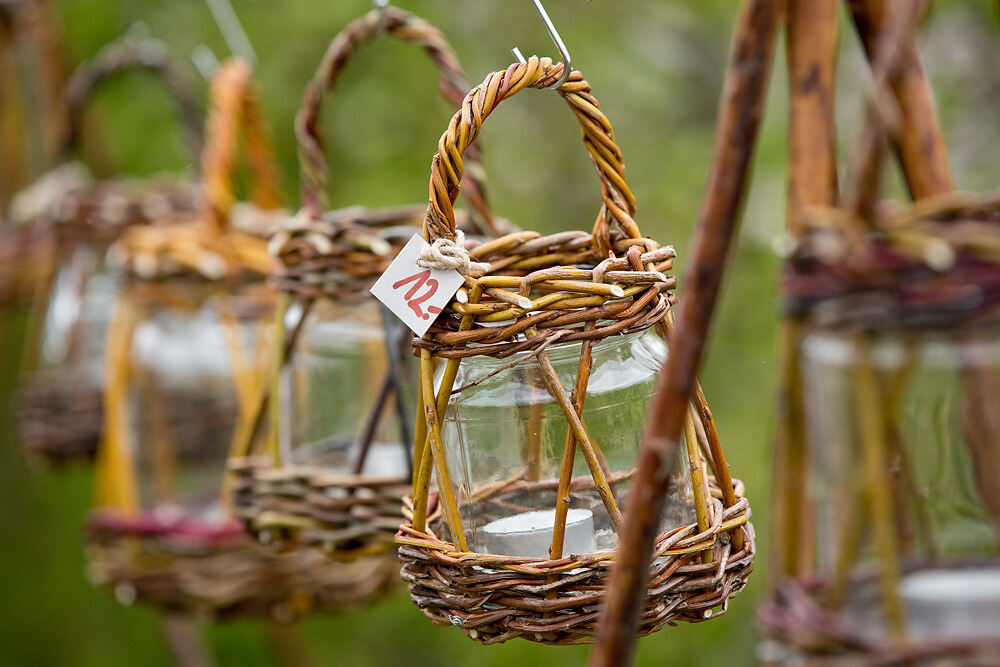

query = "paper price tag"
370;235;465;337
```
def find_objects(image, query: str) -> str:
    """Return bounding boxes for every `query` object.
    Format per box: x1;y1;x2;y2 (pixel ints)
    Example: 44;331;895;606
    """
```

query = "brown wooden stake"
589;1;783;664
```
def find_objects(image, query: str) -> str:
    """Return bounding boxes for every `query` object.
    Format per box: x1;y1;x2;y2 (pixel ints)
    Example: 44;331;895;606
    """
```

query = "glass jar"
39;244;117;381
438;329;694;557
799;328;1000;644
126;285;274;520
279;299;412;479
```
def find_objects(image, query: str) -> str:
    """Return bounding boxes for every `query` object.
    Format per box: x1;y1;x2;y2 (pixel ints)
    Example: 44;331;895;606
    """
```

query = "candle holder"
85;58;388;619
760;194;1000;663
13;36;203;464
228;4;498;575
397;57;754;645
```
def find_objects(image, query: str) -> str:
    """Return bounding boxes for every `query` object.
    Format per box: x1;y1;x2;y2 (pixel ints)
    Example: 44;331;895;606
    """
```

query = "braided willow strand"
424;57;639;256
296;6;490;225
201;58;282;236
63;38;202;164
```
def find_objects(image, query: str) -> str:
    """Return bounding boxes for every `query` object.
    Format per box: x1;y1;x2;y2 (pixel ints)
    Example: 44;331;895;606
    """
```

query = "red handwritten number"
391;269;442;320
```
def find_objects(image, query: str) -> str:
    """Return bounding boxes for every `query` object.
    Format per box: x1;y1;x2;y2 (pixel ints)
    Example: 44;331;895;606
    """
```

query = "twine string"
417;229;490;276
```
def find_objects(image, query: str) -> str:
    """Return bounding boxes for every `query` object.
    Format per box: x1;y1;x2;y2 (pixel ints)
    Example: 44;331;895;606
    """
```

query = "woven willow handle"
201;58;282;234
62;38;202;164
295;5;491;228
424;57;640;257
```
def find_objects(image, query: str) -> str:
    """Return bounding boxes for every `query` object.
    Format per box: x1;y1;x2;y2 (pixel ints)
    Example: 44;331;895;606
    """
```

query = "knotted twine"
416;229;490;277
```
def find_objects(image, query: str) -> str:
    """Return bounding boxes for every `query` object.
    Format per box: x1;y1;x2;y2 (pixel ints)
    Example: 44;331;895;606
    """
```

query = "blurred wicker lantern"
228;4;498;576
14;36;203;464
396;57;754;645
761;195;1000;663
85;58;390;619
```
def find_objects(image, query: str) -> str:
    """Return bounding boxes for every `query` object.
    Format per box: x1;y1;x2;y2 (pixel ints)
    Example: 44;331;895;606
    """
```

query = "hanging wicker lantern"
761;195;1000;664
14;36;203;464
396;57;755;645
228;4;499;577
85;58;388;620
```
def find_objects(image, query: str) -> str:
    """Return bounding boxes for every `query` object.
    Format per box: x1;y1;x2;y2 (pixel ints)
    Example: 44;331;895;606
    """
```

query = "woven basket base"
398;487;754;645
759;581;1000;666
17;372;103;464
229;456;409;559
86;514;398;620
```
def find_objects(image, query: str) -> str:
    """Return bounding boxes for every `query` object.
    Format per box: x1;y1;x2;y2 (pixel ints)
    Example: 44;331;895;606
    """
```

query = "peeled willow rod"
589;1;782;665
773;0;838;581
847;0;952;201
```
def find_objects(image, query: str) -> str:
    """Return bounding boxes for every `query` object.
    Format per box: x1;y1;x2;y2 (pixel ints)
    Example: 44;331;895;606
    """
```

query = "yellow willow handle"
201;58;282;237
95;294;142;513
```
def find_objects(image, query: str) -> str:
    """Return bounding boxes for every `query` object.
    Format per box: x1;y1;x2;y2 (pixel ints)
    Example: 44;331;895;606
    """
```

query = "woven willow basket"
397;57;755;646
229;5;498;567
14;37;203;464
86;58;389;619
761;193;1000;665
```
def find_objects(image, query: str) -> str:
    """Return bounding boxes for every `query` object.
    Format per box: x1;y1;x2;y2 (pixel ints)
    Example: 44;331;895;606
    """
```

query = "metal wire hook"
374;0;390;36
203;0;257;67
511;0;572;89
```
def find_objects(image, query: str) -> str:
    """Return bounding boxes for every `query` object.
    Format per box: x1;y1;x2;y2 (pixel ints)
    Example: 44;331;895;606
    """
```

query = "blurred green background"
1;1;998;665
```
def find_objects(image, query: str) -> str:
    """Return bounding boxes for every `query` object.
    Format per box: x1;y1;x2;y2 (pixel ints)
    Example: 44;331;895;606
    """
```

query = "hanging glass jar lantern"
761;196;1000;663
13;36;203;464
228;3;499;578
86;58;384;619
397;57;755;645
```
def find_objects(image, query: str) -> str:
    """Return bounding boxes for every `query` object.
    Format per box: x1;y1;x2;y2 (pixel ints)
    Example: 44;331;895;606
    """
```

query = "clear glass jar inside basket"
439;329;694;558
799;327;1000;645
125;284;275;520
278;298;412;478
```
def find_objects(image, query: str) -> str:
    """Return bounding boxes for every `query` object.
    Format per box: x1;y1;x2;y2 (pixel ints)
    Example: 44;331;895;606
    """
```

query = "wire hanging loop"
511;0;572;89
374;0;390;36
203;0;258;67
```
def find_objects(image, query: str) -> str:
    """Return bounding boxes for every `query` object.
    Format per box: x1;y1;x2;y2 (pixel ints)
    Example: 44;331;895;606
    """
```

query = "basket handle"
62;37;202;165
295;5;493;230
423;57;639;258
200;57;282;235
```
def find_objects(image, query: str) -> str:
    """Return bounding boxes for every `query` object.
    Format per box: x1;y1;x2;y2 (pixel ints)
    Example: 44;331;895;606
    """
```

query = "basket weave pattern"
399;480;754;645
230;457;409;557
784;193;1000;331
86;512;398;619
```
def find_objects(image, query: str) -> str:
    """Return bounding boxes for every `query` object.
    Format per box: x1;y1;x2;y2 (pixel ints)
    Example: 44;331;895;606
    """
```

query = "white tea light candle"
359;441;409;479
901;568;1000;642
482;509;595;558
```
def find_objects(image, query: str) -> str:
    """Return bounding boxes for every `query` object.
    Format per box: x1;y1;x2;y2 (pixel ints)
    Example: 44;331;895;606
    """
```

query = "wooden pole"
589;2;783;665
